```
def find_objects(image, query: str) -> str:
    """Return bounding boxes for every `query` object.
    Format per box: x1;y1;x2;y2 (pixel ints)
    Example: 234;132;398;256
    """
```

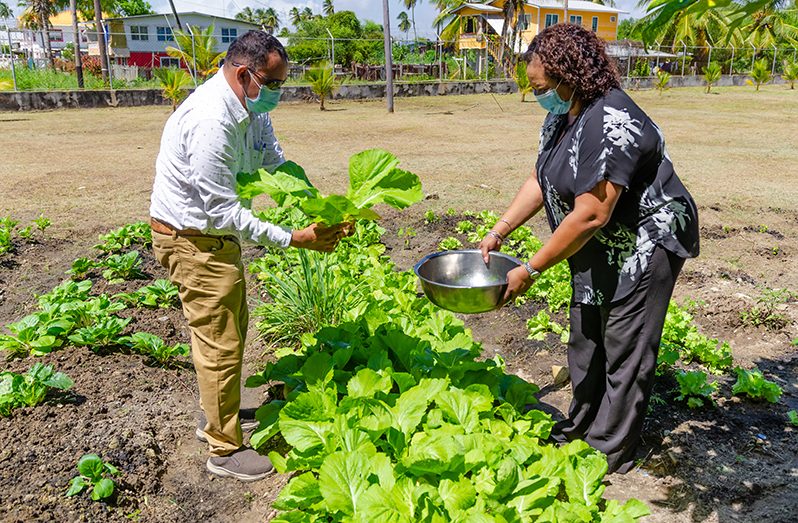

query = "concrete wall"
0;75;789;111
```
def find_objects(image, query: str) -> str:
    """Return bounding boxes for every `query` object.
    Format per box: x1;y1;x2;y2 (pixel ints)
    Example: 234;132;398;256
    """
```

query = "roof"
105;11;259;27
524;1;625;14
451;3;504;14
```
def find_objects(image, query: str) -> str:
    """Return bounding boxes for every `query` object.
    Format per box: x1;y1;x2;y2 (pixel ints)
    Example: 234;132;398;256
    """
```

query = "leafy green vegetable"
94;222;151;253
0;363;74;416
732;367;782;403
438;237;463;250
34;214;51;232
119;332;190;366
787;410;798;427
101;251;145;283
68;316;131;351
526;310;567;343
660;301;733;373
66;454;120;501
236;149;423;225
68;258;97;280
675;370;717;408
115;279;179;309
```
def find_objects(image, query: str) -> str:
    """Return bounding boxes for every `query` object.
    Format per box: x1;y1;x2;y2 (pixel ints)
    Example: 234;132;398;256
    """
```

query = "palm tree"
748;57;772;90
20;0;56;69
235;7;255;23
289;7;302;26
0;1;12;19
514;59;533;101
737;5;798;47
166;24;225;79
398;11;411;39
703;61;722;92
153;67;192;111
263;7;280;34
783;61;798;88
305;60;336;110
323;0;334;16
655;70;671;94
302;7;314;20
403;0;419;42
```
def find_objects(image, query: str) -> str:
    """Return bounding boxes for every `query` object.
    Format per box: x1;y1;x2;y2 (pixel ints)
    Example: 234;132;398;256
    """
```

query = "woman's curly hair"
523;24;620;105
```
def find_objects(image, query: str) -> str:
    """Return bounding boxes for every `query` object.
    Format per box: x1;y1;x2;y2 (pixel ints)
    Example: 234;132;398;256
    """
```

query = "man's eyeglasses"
232;62;286;90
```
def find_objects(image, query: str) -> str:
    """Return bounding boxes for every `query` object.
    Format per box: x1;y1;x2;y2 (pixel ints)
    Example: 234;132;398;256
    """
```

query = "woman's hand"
478;233;503;264
501;266;534;305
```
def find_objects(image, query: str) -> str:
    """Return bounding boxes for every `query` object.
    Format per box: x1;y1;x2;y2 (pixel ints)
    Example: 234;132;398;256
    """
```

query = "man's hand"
501;266;534;305
290;222;351;252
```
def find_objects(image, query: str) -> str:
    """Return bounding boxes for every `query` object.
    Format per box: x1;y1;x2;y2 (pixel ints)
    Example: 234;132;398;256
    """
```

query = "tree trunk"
40;13;54;69
93;0;108;84
411;6;417;43
70;0;84;88
320;94;325;110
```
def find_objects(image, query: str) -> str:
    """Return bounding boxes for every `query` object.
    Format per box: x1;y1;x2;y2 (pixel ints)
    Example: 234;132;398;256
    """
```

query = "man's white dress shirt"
150;70;292;248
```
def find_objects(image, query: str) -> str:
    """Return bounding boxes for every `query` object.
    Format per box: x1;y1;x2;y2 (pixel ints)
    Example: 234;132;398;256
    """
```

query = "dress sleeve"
185;118;292;248
571;101;650;196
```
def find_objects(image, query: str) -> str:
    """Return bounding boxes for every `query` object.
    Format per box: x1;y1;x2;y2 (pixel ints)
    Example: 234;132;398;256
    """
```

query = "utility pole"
92;0;108;84
167;0;183;31
564;0;569;24
382;0;394;112
70;0;83;88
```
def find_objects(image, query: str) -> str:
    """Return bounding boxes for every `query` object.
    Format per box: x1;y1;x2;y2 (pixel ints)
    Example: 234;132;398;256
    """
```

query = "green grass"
0;68;161;91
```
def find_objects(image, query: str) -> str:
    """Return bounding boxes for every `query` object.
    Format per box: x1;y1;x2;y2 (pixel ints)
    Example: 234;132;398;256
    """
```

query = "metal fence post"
189;30;198;87
771;44;777;75
707;44;712;68
6;26;17;90
681;41;687;76
751;44;756;72
730;45;735;75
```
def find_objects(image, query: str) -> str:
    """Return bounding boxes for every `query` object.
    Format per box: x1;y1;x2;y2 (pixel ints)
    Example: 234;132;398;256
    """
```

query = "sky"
149;1;645;37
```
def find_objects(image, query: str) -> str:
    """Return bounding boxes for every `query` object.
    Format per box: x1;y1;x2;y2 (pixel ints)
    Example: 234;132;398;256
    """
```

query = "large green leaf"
77;454;105;482
402;431;466;476
392;378;448;436
236;162;319;205
301;195;381;225
273;472;323;511
600;498;651;522
564;452;608;507
355;483;414;523
347;368;393;398
346;149;423;210
318;451;371;516
435;385;493;433
438;476;476;515
91;478;115;501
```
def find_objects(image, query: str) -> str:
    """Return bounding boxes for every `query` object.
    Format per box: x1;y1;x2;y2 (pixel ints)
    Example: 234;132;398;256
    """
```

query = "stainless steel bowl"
414;250;522;314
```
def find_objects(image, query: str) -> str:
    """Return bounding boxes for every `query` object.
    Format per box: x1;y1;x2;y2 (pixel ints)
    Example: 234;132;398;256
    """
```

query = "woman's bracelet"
486;231;504;243
498;218;513;230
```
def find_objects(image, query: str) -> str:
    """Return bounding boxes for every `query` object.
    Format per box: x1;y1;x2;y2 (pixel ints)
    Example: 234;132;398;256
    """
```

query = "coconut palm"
403;0;419;42
703;61;722;92
783;60;798;88
305;60;336;110
153;67;192;111
263;8;279;34
323;0;334;16
398;11;411;39
19;0;57;69
514;59;532;101
166;24;225;79
748;58;772;89
302;7;314;20
655;70;671;94
289;6;302;26
0;1;13;19
737;4;798;47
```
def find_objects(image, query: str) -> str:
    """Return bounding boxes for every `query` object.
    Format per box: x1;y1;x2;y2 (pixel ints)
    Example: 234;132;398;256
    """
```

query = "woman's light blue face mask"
533;80;574;115
245;70;282;114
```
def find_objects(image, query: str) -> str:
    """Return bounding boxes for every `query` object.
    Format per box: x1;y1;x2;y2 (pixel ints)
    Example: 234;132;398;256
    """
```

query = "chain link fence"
2;26;797;92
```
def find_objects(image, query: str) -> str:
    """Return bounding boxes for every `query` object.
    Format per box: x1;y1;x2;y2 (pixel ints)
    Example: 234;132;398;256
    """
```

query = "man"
150;31;344;482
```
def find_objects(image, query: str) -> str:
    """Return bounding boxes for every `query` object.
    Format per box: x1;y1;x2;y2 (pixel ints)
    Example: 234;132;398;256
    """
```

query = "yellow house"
454;1;624;54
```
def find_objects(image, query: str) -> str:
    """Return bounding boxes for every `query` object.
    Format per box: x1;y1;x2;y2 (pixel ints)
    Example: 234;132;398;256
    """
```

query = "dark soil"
1;209;797;522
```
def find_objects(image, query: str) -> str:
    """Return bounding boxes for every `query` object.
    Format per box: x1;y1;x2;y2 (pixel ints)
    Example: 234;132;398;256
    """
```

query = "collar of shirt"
210;69;250;126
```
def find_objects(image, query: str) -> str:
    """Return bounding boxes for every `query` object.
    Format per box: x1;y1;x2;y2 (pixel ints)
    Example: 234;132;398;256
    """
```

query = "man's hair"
225;31;288;70
523;24;619;105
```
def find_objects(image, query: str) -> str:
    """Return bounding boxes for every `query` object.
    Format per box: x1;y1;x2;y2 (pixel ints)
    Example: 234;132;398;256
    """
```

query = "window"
544;14;559;28
610;16;616;22
130;25;149;41
159;56;181;68
518;14;532;31
570;15;583;25
464;17;477;34
221;27;238;43
156;26;174;42
49;29;63;42
592;16;599;32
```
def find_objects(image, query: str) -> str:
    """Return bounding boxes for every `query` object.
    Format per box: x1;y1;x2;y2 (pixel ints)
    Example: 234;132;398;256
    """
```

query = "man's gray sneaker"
206;448;274;482
196;411;259;443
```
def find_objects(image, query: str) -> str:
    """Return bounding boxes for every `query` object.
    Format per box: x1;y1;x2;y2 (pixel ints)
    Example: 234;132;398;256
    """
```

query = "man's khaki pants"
152;230;247;457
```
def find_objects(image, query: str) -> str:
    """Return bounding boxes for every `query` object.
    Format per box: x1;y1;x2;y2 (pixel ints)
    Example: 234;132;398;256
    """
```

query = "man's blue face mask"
245;70;282;113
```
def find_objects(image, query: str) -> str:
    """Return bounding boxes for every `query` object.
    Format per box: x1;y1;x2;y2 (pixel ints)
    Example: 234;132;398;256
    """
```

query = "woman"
479;24;699;474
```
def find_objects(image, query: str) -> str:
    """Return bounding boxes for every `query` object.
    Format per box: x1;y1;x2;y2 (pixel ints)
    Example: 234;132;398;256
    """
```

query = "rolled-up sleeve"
185;118;292;248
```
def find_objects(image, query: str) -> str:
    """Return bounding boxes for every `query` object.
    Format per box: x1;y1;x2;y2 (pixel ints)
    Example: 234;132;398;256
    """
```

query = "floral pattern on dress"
568;124;583;179
539;115;560;155
603;106;643;158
